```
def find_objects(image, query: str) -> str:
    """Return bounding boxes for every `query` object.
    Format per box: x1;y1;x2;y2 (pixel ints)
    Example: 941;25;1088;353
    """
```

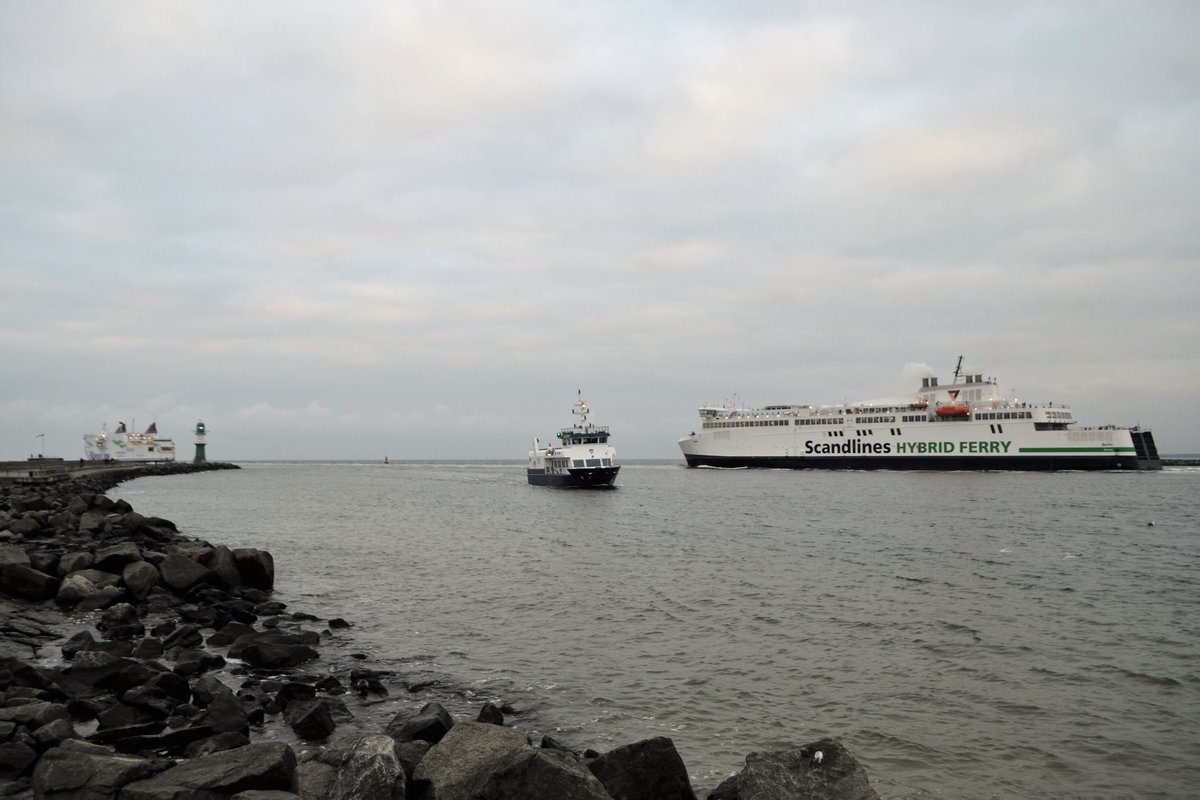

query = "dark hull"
683;454;1160;471
527;466;620;488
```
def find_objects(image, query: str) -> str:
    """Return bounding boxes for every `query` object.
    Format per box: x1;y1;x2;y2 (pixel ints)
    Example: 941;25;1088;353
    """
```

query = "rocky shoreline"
1;463;879;799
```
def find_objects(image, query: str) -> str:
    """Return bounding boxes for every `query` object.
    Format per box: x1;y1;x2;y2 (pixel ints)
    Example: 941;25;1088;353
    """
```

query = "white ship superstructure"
678;358;1160;471
528;394;620;488
83;422;177;463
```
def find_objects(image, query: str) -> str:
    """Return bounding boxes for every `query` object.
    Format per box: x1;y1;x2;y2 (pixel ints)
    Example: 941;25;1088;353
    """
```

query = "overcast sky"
2;1;1197;461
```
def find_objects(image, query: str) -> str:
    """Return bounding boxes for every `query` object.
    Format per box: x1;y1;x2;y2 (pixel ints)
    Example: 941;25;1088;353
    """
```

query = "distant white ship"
679;357;1161;471
527;393;620;488
83;422;176;462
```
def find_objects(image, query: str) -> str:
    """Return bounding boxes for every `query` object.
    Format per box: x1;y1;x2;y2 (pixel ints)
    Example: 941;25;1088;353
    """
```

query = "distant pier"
0;458;238;485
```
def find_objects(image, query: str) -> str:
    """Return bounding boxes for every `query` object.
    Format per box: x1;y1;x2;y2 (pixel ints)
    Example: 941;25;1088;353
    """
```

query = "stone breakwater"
0;464;880;800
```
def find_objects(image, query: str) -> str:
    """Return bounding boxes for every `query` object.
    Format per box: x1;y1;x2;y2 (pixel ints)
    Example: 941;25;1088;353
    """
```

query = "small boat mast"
571;389;590;427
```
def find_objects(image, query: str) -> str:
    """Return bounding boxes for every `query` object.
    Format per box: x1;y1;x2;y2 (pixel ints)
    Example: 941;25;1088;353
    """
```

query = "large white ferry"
679;358;1161;471
528;393;620;488
83;422;177;463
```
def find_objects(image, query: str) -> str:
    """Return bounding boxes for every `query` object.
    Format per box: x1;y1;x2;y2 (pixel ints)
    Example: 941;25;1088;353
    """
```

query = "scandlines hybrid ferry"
678;358;1161;471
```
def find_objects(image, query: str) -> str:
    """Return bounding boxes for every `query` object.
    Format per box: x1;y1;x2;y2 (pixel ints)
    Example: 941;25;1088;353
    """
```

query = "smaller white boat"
527;393;620;488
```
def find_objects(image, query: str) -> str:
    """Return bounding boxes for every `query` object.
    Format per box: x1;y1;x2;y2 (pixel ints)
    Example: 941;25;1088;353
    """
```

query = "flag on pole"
35;433;44;438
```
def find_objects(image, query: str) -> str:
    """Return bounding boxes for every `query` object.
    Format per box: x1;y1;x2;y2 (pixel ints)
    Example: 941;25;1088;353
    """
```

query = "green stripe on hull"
1018;446;1136;454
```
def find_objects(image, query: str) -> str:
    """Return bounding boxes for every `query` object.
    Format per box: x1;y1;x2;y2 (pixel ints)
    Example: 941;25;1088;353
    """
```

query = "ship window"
602;458;611;466
586;458;601;467
573;459;584;467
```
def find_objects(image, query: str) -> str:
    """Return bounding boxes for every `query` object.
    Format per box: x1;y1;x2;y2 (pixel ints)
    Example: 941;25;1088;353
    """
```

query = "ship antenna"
952;355;963;383
573;390;589;425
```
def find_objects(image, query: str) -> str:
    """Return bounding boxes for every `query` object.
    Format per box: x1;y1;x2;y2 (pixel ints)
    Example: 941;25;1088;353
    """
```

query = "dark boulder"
191;674;234;708
120;512;179;543
75;585;126;612
0;654;55;691
56;551;95;577
31;716;76;748
284;699;337;741
122;560;161;598
197;688;250;735
385;701;455;744
162;624;203;650
69;569;122;590
412;721;533;799
233;548;275;591
712;739;879;800
207;620;256;647
325;734;406;800
213;597;259;624
171;649;226;677
480;748;614;800
122;685;180;718
477;702;505;726
587;736;696;800
96;702;163;731
144;670;191;704
0;544;30;566
60;629;99;660
228;630;319;670
203;544;243;589
149;618;176;638
178;602;228;629
78;510;108;535
93;542;142;574
274;681;316;710
112;724;218;756
119;740;297;799
131;636;164;659
29;550;60;575
157;553;212;593
0;562;59;600
541;735;570;752
0;740;40;779
88;721;168;747
0;700;71;730
56;572;98;608
316;674;347;696
97;602;144;640
297;757;337;799
60;651;155;697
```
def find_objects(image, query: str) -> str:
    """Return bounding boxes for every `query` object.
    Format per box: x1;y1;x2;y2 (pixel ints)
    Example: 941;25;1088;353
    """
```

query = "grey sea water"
114;461;1200;797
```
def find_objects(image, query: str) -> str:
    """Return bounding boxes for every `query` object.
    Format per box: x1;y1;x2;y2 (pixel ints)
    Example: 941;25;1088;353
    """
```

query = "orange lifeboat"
935;404;970;418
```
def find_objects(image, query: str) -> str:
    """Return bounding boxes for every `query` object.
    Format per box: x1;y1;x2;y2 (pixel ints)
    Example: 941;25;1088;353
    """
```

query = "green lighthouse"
194;421;207;463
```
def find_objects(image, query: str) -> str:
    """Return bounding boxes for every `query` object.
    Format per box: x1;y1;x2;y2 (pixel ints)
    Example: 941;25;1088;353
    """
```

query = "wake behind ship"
678;358;1161;471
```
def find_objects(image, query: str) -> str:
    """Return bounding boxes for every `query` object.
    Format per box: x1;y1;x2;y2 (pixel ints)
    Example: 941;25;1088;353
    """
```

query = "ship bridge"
559;426;610;445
